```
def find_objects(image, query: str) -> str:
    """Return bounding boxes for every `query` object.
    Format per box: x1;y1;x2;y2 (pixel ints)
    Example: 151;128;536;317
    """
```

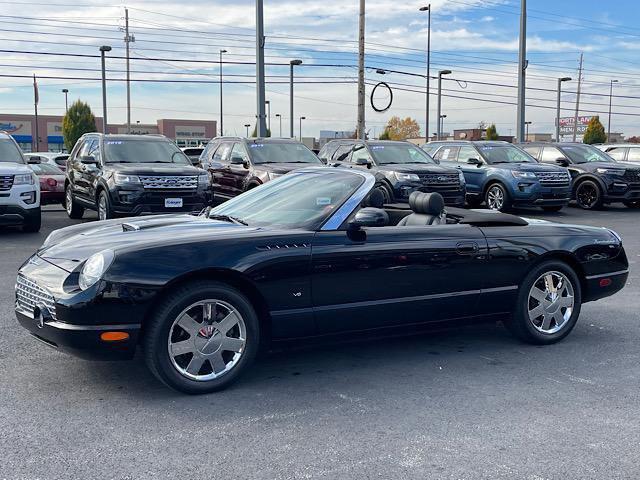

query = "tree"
378;129;390;140
486;123;499;140
382;116;421;140
62;100;97;152
583;116;606;144
627;136;640;144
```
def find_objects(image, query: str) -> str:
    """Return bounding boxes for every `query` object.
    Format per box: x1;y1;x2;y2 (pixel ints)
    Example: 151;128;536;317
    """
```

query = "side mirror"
348;207;389;230
229;155;244;165
467;157;482;166
26;156;42;164
555;157;569;167
80;155;97;164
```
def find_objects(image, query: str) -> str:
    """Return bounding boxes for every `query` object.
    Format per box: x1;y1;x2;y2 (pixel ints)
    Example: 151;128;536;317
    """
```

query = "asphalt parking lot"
1;205;638;479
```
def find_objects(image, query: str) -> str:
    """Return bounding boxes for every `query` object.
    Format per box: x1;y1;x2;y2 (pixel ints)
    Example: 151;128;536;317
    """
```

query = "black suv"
521;142;640;209
65;134;212;220
318;140;465;206
199;137;323;202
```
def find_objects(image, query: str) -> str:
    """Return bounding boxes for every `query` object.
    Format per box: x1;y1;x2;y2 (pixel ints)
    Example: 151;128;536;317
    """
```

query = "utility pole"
219;49;227;136
124;8;134;134
607;79;618;141
572;52;583;142
516;0;527;143
255;0;267;137
419;5;431;140
356;0;365;140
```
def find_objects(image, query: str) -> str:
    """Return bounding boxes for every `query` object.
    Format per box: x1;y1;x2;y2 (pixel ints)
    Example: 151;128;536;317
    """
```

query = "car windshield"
478;145;536;164
561;145;615;164
209;170;363;229
369;144;436;165
0;139;25;163
29;163;64;175
104;139;191;164
247;142;321;165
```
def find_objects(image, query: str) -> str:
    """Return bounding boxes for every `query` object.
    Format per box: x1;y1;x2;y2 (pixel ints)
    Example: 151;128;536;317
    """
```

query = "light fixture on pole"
525;121;532;141
556;77;571;141
219;49;227;136
419;5;431;141
244;124;251;137
608;79;618;141
62;89;69;113
289;59;302;138
275;113;282;137
436;69;451;140
299;116;306;141
99;45;112;134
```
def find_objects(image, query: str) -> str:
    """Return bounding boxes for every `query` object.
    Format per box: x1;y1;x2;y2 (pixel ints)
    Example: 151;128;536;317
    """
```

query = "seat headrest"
363;188;385;209
408;191;445;215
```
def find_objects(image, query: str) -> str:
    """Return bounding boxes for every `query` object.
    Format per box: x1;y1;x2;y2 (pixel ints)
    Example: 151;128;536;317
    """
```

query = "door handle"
456;242;479;255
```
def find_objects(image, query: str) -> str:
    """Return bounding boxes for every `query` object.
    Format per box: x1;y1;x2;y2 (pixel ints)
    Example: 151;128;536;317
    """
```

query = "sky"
0;0;639;139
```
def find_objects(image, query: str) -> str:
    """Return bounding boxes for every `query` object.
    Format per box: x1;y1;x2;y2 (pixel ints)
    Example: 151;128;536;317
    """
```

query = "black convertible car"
16;167;628;393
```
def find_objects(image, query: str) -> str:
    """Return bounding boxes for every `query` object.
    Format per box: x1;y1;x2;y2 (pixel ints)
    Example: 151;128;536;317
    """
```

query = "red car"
28;163;65;205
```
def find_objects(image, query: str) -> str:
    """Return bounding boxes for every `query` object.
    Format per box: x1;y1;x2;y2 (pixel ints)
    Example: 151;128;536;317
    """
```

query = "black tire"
375;183;393;204
575;180;603;210
97;190;113;221
22;207;41;233
542;205;563;212
65;185;84;219
504;260;582;345
485;182;512;212
623;200;640;209
143;280;260;394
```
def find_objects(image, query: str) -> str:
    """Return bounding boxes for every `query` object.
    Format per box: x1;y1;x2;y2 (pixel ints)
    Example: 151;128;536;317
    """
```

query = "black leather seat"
397;192;445;226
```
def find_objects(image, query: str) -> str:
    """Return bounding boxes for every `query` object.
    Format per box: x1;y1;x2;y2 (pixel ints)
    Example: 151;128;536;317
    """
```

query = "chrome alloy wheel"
98;194;108;221
486;185;505;210
168;300;247;381
66;188;73;215
527;271;574;334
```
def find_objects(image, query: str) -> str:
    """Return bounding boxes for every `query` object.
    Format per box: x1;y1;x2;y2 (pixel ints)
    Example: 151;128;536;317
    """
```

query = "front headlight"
79;250;114;291
596;168;625;176
394;172;420;182
114;173;140;184
198;173;209;186
512;171;537;179
14;173;35;185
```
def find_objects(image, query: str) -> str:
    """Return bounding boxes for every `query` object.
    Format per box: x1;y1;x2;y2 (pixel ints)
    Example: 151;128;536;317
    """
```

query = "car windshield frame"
476;144;537;164
208;169;366;230
0;139;25;164
368;143;437;165
103;139;192;165
560;145;616;164
246;142;322;165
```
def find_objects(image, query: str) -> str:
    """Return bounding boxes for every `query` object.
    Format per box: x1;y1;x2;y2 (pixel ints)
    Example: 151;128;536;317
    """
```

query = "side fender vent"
256;243;310;251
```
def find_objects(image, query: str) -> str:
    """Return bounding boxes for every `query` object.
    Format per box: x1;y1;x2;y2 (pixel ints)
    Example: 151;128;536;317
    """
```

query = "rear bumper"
40;191;64;205
582;269;629;303
0;204;40;226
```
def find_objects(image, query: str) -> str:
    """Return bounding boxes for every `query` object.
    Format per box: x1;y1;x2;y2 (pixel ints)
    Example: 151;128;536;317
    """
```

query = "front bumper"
108;185;213;216
510;183;571;207
0;204;40;226
602;181;640;203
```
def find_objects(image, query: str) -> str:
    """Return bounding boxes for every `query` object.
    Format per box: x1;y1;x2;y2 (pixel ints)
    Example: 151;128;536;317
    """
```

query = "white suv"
0;132;41;232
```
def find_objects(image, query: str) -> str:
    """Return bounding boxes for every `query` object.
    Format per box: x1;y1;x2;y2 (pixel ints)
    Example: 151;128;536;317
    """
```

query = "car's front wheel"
485;183;511;211
143;281;260;394
65;186;84;219
575;180;603;210
97;190;113;221
505;261;582;345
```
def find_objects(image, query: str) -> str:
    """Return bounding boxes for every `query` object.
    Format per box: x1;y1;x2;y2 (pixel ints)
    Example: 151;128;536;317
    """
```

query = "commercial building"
0;114;216;152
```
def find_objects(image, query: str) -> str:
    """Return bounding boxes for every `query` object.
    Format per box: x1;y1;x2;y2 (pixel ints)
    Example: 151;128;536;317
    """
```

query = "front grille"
537;171;571;186
418;173;461;188
15;274;57;321
139;175;198;190
0;175;14;191
623;169;640;184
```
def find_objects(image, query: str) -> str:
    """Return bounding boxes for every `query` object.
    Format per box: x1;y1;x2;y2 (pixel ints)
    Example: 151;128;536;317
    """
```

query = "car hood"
254;162;322;174
0;162;30;174
377;163;457;174
105;163;206;175
38;215;261;271
489;162;565;172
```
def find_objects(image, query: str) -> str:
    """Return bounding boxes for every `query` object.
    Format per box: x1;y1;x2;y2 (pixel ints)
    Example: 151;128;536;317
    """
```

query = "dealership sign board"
558;116;593;142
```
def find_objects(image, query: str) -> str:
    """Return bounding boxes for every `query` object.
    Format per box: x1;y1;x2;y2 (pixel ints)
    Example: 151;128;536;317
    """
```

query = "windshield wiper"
208;214;248;226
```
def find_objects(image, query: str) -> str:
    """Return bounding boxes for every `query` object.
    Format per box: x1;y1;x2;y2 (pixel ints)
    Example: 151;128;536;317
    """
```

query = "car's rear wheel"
624;200;640;209
485;183;511;211
143;281;259;394
505;261;582;345
97;190;113;221
65;186;84;219
575;180;603;210
542;206;563;212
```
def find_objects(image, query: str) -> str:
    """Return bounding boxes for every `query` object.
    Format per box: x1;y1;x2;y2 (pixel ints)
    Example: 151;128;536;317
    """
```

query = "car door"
228;142;251;195
209;141;234;199
456;146;486;195
311;223;488;334
73;138;97;203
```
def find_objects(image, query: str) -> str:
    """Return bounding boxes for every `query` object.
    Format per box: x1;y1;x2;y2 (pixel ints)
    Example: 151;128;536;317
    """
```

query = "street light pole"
556;77;571;142
99;45;112;134
299;116;306;141
436;69;451;140
525;121;532;141
62;89;69;113
244;124;251;137
266;100;271;133
440;114;446;137
516;0;527;143
275;114;282;137
219;49;227;136
419;5;431;141
607;79;618;141
289;59;302;138
124;8;134;134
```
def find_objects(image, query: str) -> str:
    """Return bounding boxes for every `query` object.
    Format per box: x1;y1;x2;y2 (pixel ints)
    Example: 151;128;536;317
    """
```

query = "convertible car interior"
356;190;529;228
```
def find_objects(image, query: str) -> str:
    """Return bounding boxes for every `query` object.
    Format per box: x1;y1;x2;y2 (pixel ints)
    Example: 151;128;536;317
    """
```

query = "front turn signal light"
100;331;130;342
